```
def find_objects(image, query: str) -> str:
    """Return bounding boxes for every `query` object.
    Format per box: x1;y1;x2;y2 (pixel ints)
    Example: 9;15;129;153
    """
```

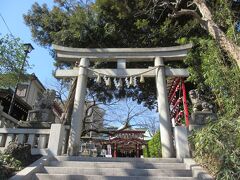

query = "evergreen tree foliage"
23;0;201;48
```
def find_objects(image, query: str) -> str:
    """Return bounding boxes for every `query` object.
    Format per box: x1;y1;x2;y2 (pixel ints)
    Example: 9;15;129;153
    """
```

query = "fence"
0;104;70;156
0;128;50;154
0;124;70;157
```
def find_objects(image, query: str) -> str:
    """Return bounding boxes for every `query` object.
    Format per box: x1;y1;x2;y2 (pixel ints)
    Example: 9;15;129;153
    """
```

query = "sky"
0;0;55;87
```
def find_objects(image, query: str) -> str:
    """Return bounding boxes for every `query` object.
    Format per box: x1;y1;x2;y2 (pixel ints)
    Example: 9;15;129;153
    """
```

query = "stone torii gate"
53;44;192;157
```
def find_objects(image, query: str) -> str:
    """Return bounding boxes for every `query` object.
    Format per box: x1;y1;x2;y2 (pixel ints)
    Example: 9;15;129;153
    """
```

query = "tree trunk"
194;0;240;67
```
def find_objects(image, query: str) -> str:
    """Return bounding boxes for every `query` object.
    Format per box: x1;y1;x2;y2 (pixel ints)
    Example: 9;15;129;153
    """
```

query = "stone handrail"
0;128;50;155
0;124;70;156
0;105;19;128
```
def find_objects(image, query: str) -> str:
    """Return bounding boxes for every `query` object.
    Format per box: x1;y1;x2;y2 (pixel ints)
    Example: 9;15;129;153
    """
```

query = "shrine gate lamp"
8;43;34;115
23;43;34;54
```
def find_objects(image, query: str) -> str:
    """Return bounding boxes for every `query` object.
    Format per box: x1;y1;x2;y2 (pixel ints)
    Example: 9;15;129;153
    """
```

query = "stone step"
54;156;182;163
42;167;192;177
35;174;197;180
49;161;186;169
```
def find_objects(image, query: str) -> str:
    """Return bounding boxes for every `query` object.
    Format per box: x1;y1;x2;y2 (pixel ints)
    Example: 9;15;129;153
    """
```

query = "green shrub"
4;142;31;166
0;151;19;179
143;131;161;157
189;118;240;180
0;154;22;170
185;36;240;179
0;142;37;179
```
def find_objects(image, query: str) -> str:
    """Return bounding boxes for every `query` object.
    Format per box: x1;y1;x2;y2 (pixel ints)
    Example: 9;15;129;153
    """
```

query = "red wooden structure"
108;129;147;158
168;78;189;127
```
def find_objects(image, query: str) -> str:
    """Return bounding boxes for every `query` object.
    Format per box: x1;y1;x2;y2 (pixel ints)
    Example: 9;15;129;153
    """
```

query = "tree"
138;117;159;137
0;35;30;88
23;0;240;115
143;131;161;157
23;0;205;50
101;98;153;128
23;1;104;48
148;0;240;67
76;94;157;136
46;78;70;108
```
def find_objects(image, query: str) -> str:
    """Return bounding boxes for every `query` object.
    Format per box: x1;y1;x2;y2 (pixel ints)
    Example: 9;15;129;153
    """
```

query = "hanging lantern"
106;77;111;87
125;77;129;88
129;76;133;86
103;76;107;81
113;78;118;88
103;75;108;85
140;74;145;83
96;74;101;83
133;76;137;87
118;78;123;87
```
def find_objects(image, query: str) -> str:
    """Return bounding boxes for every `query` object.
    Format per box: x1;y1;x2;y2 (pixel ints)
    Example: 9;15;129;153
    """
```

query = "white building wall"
25;81;43;107
16;76;45;108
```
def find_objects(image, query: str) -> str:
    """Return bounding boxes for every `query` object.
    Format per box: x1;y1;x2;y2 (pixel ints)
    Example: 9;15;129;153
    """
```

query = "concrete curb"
184;158;215;180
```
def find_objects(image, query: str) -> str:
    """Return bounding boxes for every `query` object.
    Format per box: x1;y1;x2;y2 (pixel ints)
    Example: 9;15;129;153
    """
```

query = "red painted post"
170;97;182;114
169;85;180;104
168;77;178;98
114;143;117;158
168;78;181;102
181;79;190;127
136;144;139;158
174;111;183;122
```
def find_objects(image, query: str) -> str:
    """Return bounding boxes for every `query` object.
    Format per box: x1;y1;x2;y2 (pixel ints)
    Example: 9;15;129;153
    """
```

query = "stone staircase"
33;156;198;180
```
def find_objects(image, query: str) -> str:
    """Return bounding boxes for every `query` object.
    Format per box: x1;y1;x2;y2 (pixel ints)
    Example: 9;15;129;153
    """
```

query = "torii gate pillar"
155;57;174;157
68;58;89;156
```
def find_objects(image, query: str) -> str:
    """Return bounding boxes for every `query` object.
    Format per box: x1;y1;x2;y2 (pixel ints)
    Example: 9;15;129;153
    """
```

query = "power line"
0;13;22;46
0;13;14;37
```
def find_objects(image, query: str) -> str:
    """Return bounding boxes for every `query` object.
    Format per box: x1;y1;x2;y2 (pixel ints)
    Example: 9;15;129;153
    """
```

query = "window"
16;84;28;97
